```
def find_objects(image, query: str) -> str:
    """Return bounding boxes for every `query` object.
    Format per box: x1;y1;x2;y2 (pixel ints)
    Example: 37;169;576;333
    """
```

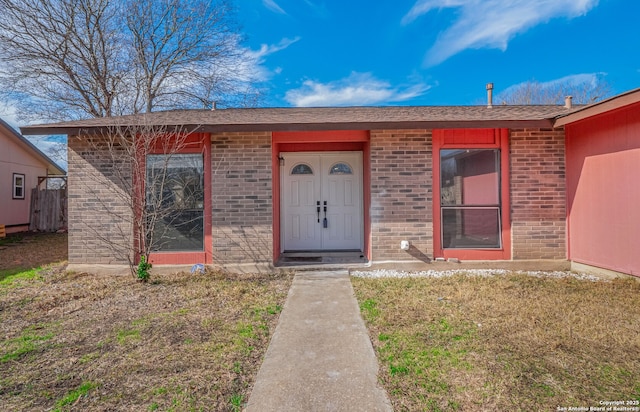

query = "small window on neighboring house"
13;173;25;199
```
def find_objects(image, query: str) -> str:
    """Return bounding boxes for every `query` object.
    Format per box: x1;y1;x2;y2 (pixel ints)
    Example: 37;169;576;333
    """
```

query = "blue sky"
2;0;639;169
240;0;640;106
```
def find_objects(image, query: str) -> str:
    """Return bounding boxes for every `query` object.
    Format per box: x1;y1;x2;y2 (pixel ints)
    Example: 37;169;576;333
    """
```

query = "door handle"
317;201;320;223
323;201;328;228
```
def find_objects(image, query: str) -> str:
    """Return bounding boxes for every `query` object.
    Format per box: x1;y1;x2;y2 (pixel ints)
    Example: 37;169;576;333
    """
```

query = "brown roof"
554;87;640;127
20;105;579;136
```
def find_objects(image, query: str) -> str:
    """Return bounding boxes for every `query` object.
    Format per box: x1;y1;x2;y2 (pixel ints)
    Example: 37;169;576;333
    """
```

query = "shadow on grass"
0;232;67;276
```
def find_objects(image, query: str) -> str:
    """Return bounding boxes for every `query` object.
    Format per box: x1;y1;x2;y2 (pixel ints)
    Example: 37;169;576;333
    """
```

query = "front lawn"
0;265;292;411
352;272;640;411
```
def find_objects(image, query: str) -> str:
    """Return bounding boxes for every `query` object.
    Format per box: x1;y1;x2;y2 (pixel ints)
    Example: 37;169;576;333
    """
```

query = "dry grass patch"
0;266;292;411
352;273;640;411
0;232;68;272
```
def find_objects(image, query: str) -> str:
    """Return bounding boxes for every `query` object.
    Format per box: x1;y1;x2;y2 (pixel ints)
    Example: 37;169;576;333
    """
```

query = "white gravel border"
350;268;604;282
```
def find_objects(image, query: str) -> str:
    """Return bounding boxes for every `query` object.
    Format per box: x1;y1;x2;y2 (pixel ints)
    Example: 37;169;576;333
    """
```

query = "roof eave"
22;119;556;136
201;119;556;132
1;119;65;174
20;124;206;136
554;87;640;127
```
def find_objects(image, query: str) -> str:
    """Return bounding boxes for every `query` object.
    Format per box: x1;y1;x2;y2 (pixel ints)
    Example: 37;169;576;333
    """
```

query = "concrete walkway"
245;270;393;412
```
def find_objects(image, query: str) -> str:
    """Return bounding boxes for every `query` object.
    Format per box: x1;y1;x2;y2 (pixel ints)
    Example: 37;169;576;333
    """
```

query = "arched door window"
329;162;353;175
291;163;314;175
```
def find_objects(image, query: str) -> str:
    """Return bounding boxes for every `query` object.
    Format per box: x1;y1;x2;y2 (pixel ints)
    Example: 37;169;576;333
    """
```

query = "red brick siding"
67;135;133;264
369;129;433;262
510;128;566;259
210;132;273;264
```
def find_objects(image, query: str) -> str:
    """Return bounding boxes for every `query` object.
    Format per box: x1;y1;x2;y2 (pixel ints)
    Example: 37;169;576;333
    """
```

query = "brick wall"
369;129;433;262
66;127;566;267
510;128;566;259
210;132;273;264
67;135;133;264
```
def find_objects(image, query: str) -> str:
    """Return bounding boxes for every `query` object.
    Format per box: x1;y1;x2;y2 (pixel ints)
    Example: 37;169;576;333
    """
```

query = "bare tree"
75;120;207;279
0;0;260;122
495;77;612;105
124;0;252;113
1;0;258;277
0;0;125;120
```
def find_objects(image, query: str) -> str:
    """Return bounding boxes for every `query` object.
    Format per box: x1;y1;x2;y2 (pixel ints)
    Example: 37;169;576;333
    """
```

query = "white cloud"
495;72;609;105
502;73;601;95
263;0;286;14
402;0;599;66
248;37;301;61
302;0;329;17
0;103;67;170
284;72;431;107
28;137;67;170
243;37;301;82
0;101;20;132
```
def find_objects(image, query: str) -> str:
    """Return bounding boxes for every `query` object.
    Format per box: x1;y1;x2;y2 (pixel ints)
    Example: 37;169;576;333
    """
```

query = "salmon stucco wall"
510;128;567;260
369;129;433;262
210;132;273;265
566;102;640;276
0;131;49;230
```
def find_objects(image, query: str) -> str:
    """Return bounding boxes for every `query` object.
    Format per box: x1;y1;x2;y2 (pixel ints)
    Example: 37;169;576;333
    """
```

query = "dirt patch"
0;233;293;411
0;232;68;271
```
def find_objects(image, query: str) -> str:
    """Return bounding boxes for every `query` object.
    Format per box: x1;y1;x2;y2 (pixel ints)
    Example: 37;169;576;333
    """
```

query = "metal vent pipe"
486;83;494;108
564;96;573;109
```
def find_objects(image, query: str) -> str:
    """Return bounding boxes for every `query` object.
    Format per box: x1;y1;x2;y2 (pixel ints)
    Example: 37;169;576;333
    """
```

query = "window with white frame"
13;173;25;199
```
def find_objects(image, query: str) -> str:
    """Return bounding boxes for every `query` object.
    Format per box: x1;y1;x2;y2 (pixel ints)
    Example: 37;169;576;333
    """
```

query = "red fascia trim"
147;132;212;265
432;128;511;260
149;133;208;153
271;146;281;262
273;130;369;143
149;251;208;265
278;142;363;152
202;135;213;264
362;139;372;260
565;126;573;262
132;139;145;261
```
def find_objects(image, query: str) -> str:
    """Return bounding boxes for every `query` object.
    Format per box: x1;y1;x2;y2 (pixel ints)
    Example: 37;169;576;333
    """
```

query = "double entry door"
281;152;363;252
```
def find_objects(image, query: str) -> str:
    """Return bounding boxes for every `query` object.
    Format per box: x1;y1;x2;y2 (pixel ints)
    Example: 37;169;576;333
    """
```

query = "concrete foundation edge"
365;259;571;272
570;261;639;281
66;262;286;276
65;261;640;280
66;260;576;276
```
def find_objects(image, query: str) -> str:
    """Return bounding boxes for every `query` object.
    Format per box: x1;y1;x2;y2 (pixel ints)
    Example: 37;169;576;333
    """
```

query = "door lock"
323;201;328;228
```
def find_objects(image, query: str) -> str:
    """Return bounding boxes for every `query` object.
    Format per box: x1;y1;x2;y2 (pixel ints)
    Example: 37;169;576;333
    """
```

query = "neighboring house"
0;117;65;234
556;88;640;277
19;88;640;278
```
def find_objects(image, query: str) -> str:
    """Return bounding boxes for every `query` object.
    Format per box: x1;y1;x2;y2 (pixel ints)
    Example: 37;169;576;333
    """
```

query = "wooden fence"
29;187;67;232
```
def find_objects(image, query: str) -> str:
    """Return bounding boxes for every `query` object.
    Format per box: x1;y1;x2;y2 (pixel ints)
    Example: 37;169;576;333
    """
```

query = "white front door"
281;152;363;252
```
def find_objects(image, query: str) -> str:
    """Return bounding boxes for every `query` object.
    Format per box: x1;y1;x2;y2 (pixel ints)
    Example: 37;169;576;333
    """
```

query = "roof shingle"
21;105;579;135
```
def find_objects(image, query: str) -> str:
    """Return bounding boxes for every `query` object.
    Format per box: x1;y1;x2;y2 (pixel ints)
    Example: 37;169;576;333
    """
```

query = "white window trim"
13;173;25;199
